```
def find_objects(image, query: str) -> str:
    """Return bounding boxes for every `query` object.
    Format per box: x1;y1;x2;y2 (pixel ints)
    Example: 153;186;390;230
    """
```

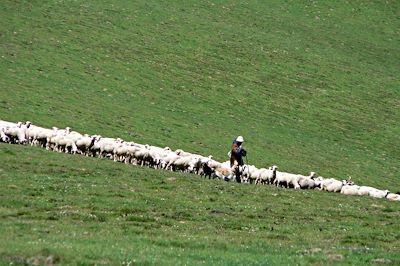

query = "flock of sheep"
1;119;399;202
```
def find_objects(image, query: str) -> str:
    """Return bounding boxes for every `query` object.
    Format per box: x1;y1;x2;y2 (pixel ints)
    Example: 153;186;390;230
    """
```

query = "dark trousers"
235;167;241;183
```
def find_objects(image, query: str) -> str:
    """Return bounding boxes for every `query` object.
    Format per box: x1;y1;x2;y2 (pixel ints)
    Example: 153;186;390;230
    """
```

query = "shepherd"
229;136;247;183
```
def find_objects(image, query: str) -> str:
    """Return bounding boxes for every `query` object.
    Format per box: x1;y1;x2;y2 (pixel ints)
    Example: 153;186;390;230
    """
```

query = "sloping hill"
1;0;399;264
1;1;399;187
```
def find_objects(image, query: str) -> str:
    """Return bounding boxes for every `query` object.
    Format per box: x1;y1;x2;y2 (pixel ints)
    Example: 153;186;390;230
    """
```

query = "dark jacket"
230;141;246;167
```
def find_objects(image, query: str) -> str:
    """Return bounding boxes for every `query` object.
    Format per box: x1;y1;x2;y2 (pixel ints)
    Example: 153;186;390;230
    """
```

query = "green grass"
1;144;399;265
1;0;400;264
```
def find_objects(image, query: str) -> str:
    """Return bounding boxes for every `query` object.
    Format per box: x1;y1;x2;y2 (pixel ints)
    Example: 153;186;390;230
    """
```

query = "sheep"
4;123;27;144
319;177;353;193
368;189;390;199
25;124;55;148
274;171;300;188
386;193;400;201
1;128;10;142
123;142;141;164
132;144;153;166
101;139;124;159
340;184;361;195
214;166;236;181
171;155;197;172
242;164;259;183
0;120;18;130
49;134;78;154
175;149;192;157
3;119;399;205
199;158;216;179
356;185;391;199
297;172;318;189
199;158;221;179
163;152;183;171
357;186;377;196
255;165;278;185
75;134;99;156
89;137;120;158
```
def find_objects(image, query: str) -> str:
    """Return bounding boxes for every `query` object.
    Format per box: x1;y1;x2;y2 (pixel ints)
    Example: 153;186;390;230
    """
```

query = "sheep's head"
346;176;354;185
310;172;317;179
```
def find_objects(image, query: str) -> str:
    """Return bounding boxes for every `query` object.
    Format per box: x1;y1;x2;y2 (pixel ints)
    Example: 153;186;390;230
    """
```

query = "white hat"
236;136;244;142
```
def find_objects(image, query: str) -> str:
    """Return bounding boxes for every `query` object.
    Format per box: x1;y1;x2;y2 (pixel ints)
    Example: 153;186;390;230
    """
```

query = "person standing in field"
229;136;246;183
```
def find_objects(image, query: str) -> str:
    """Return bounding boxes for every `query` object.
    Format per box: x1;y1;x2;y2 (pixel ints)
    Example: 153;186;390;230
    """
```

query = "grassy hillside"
1;1;399;185
1;0;399;264
1;144;400;265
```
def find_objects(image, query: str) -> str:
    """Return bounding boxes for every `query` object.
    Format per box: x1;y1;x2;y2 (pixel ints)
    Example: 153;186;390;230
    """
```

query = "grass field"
1;0;400;265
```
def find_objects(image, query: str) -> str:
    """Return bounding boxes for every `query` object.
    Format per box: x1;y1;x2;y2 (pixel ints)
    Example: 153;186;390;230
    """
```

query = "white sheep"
357;186;377;196
319;177;353;193
242;164;259;183
255;165;278;185
0;120;18;130
274;171;300;188
49;134;78;154
386;193;400;201
89;137;119;158
340;184;361;195
368;188;390;199
4;122;27;144
163;152;183;171
1;128;10;142
26;124;60;149
297;172;318;189
132;144;153;166
75;134;99;156
171;155;196;172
